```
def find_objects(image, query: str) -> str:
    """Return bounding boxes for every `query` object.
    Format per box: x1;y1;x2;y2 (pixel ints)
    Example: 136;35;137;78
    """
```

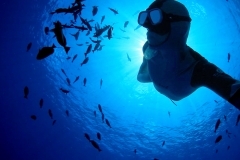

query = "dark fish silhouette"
70;30;80;40
44;27;49;35
85;44;92;57
107;26;113;40
215;135;222;143
81;57;89;66
134;149;136;154
162;141;165;147
92;6;98;16
127;53;131;62
100;79;103;89
77;43;83;46
105;119;111;128
80;17;92;31
90;140;102;151
66;110;69;117
66;56;71;60
228;53;230;62
168;111;170;117
52;120;56;125
84;133;91;141
109;7;118;15
61;69;67;77
101;113;104;123
73;76;79;83
74;25;88;31
27;42;32;52
120;28;126;32
97;45;105;51
90;37;101;44
83;78;87;86
224;115;227;121
37;44;56;60
40;99;43;108
101;15;105;24
214;119;221;133
94;111;96;117
134;25;141;31
98;104;102;113
66;78;71;85
86;31;90;36
72;54;78;63
24;86;29;99
92;43;100;53
93;25;110;38
88;19;94;23
31;115;36;120
236;114;240;126
48;109;53;119
227;146;230;150
124;21;129;28
51;21;70;53
214;100;218;103
97;132;101;140
60;88;70;94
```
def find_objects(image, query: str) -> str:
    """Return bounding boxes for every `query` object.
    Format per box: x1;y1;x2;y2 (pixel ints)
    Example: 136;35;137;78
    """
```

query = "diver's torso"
146;42;198;101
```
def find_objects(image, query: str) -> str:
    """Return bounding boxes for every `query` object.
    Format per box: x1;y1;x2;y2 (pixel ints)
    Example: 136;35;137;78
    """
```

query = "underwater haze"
1;0;240;159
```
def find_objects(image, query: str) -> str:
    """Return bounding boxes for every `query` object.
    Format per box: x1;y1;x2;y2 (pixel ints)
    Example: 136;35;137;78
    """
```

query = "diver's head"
138;0;191;46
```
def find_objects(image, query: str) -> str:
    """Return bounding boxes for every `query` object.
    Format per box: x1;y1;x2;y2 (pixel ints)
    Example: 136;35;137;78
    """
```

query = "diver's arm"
137;57;152;83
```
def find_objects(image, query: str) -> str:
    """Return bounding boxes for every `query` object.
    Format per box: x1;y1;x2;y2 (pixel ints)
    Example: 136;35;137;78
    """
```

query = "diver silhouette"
137;0;240;109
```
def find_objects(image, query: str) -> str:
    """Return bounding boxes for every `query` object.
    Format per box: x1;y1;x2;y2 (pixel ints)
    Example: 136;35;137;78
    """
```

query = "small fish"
86;31;90;36
214;119;221;133
124;21;129;28
162;141;165;147
36;44;56;60
31;115;37;120
60;88;70;94
127;53;131;62
81;57;89;66
85;44;92;57
73;76;79;83
134;25;141;31
90;37;101;44
27;42;32;52
83;78;87;86
98;104;102;113
94;111;96;117
215;135;222;143
66;78;71;86
61;69;67;77
92;43;100;53
120;28;126;32
107;26;113;40
66;57;71;60
227;146;230;150
77;44;83;46
214;100;218;103
100;79;103;89
132;10;140;17
101;15;105;24
24;86;29;99
101;113;104;123
105;119;111;128
40;99;43;108
134;149;136;154
52;120;56;125
92;6;98;16
109;7;118;15
90;140;102;151
97;132;101;140
48;109;53;119
84;133;91;141
228;53;230;62
236;114;240;126
88;19;95;23
97;45;105;51
70;30;80;40
72;54;77;63
168;111;170;117
44;27;49;35
66;110;69;117
224;115;227;121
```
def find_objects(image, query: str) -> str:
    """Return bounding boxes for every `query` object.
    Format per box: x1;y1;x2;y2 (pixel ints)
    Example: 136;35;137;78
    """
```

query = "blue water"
1;0;240;159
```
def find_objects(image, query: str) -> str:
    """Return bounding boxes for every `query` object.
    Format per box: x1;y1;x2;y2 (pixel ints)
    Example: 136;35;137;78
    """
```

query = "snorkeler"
137;0;240;109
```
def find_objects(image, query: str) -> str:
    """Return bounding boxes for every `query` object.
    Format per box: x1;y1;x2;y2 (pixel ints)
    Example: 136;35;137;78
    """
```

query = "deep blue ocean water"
1;0;240;159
